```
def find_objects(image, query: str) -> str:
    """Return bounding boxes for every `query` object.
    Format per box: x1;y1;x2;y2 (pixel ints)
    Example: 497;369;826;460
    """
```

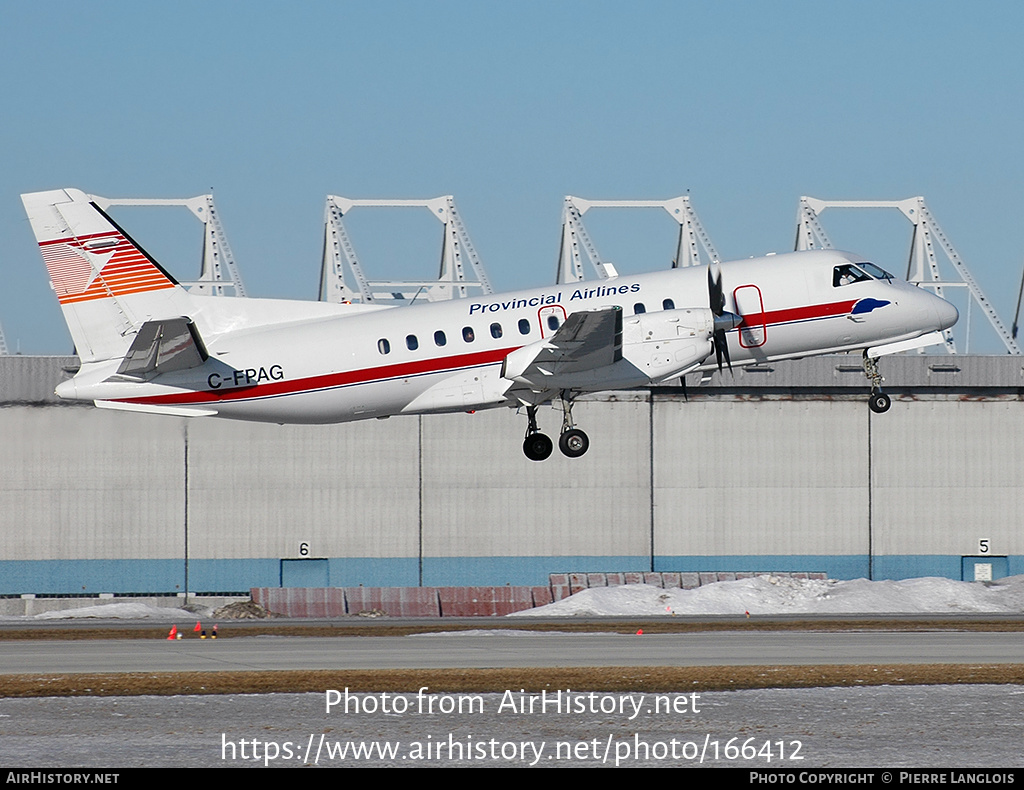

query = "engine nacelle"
501;306;723;393
620;308;716;383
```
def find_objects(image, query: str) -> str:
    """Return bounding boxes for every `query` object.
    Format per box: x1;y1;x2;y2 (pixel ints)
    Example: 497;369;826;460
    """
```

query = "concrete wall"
872;400;1024;578
1;356;1022;594
1;407;185;593
654;399;870;579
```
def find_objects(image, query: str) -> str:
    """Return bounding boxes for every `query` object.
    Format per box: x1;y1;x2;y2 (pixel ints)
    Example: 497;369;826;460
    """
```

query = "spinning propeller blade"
708;263;733;372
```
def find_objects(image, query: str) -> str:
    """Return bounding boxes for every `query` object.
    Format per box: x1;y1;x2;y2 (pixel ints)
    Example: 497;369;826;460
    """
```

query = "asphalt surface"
3;687;1023;768
3;619;1023;769
3;630;1024;673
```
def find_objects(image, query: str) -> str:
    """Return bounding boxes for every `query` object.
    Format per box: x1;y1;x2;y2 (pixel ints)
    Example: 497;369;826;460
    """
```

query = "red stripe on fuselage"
739;299;857;328
116;347;513;406
114;298;860;408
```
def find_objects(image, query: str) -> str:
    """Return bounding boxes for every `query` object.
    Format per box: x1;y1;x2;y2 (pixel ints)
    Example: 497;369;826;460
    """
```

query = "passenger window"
518;318;531;335
434;330;446;347
406;334;418;351
634;303;646;315
377;338;390;355
490;322;503;339
547;315;561;331
663;298;675;310
462;326;475;343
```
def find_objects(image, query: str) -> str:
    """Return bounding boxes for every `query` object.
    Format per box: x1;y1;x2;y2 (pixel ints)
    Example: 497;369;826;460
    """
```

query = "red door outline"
734;284;766;348
538;305;568;338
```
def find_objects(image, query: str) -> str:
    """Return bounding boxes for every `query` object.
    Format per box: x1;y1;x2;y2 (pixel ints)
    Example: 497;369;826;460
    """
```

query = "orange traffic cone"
167;625;178;640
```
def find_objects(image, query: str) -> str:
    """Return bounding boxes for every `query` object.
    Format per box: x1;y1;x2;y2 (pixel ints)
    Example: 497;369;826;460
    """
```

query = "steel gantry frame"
556;195;720;284
795;196;1020;355
319;195;493;304
90;194;246;298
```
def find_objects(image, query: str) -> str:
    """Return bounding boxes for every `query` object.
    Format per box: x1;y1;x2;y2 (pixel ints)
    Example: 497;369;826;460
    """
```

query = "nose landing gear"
868;391;892;413
863;352;892;413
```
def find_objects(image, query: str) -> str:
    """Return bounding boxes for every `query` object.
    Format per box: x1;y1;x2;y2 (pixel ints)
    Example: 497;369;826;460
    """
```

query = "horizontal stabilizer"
116;317;209;377
95;400;218;417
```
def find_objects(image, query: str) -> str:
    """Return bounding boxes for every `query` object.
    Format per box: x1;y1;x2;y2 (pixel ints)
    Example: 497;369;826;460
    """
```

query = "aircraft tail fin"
22;188;193;363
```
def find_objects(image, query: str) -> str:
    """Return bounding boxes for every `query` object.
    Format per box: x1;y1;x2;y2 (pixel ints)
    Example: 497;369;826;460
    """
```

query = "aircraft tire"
558;428;590;458
523;433;553;461
868;392;892;414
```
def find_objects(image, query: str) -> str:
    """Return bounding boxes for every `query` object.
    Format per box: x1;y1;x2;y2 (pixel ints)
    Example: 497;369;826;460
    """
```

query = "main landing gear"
863;352;892;414
522;405;553;462
557;395;590;458
521;395;590;461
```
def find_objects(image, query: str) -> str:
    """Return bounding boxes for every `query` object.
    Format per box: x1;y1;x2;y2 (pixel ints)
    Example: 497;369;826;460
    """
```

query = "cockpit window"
859;262;894;281
833;264;872;287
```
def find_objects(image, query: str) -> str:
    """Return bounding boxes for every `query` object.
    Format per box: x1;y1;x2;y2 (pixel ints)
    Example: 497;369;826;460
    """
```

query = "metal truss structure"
795;196;1020;355
319;195;493;304
1013;267;1024;343
556;195;720;284
90;194;246;298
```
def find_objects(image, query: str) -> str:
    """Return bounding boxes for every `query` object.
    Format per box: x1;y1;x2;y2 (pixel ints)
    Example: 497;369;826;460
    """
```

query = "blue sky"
2;1;1022;353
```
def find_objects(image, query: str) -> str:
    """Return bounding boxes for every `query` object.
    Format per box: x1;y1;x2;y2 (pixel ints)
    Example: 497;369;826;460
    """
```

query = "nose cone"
934;296;959;331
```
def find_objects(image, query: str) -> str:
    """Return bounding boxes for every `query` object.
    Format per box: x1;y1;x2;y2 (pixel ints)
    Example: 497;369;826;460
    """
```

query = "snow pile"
30;602;197;620
510;575;1024;617
10;575;1024;620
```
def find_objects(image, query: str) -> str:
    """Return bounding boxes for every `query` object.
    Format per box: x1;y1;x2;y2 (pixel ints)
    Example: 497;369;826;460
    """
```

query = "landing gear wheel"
523;433;553;461
868;391;891;414
558;428;590;458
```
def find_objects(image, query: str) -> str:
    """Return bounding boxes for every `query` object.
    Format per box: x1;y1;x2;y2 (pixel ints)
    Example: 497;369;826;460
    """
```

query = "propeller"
707;263;743;372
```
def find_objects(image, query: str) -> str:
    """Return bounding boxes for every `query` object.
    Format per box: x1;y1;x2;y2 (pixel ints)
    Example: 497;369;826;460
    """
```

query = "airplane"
22;188;959;461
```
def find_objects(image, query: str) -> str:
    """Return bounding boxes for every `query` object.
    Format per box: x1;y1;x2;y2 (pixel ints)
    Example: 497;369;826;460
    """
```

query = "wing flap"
503;307;623;384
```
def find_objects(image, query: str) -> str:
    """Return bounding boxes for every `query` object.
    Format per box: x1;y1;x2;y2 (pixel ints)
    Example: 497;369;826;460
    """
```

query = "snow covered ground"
4;575;1024;621
26;602;198;620
512;575;1024;617
3;577;1022;768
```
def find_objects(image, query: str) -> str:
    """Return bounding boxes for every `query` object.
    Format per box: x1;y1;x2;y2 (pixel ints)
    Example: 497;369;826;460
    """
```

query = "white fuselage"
60;249;957;424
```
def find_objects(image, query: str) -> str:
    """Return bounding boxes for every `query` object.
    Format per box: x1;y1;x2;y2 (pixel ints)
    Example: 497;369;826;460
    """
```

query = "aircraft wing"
116;317;209;377
502;306;623;384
